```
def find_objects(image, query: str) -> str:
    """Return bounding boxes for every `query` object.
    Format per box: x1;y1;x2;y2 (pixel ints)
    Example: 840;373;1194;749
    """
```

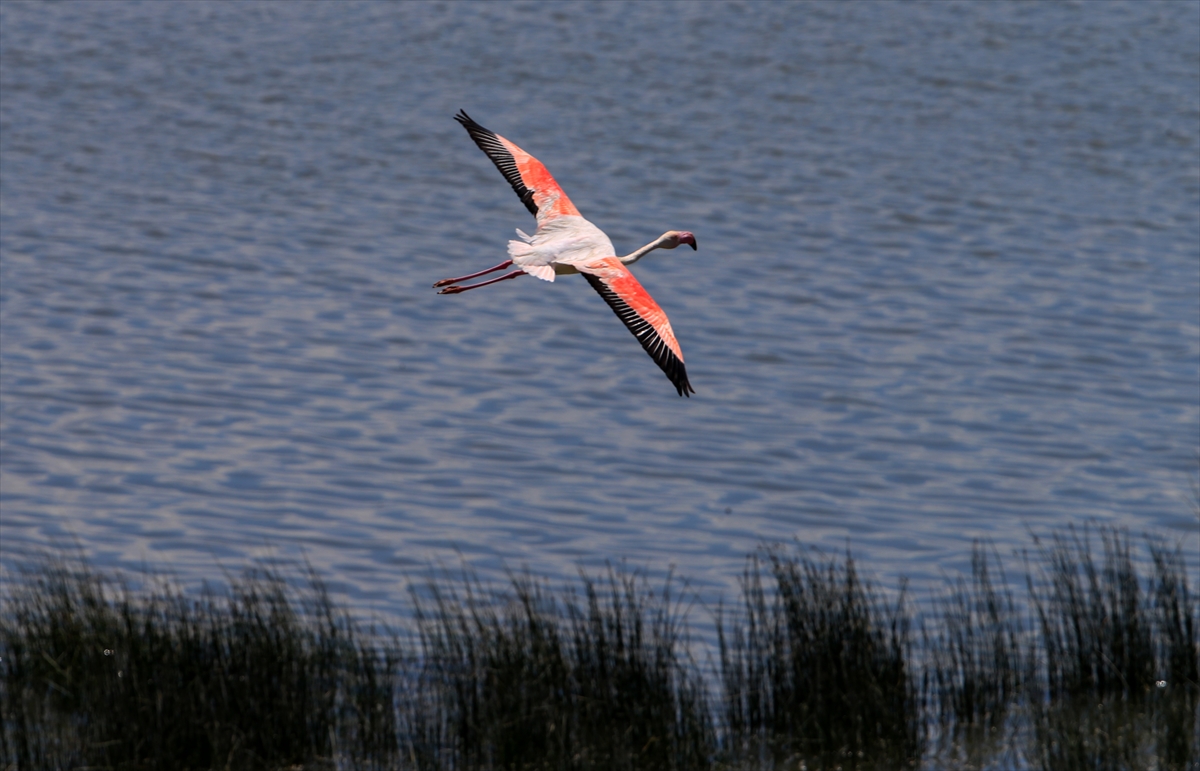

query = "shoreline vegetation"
2;527;1196;770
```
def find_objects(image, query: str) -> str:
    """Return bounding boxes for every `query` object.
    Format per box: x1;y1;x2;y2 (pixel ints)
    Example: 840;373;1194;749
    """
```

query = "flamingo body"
441;110;697;397
506;216;613;282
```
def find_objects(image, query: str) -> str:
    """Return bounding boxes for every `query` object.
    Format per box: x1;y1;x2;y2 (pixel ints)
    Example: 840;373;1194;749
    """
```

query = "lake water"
2;1;1197;620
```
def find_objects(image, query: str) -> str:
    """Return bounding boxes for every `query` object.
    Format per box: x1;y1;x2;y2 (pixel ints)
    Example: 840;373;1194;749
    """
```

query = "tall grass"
409;568;713;770
1150;540;1200;769
2;526;1196;770
718;550;920;769
927;542;1028;768
1025;529;1198;771
0;559;401;771
924;527;1199;771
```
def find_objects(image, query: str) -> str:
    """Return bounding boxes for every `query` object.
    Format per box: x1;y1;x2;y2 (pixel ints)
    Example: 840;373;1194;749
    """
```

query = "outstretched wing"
455;110;581;223
580;257;694;397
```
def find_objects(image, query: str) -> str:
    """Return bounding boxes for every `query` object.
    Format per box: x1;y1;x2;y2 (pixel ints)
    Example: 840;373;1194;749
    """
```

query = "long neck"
619;233;674;266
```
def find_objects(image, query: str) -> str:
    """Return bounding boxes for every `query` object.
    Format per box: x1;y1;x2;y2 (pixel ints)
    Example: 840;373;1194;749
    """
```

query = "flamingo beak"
679;232;697;250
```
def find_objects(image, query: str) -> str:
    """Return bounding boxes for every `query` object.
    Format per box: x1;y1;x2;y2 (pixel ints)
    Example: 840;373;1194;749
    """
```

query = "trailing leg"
433;260;514;288
437;269;526;294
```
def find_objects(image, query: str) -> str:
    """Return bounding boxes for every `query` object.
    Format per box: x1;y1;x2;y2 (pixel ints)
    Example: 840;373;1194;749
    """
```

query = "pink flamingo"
436;110;698;396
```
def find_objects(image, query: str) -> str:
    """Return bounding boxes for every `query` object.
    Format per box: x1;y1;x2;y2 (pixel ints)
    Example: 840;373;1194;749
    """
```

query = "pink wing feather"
455;110;581;223
580;257;694;397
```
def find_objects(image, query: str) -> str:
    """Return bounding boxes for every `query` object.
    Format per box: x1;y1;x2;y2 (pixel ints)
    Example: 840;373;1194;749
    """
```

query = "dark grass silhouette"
1025;528;1198;771
408;568;713;770
0;559;401;771
926;542;1030;769
2;526;1196;770
1149;540;1200;770
925;528;1199;771
717;549;920;770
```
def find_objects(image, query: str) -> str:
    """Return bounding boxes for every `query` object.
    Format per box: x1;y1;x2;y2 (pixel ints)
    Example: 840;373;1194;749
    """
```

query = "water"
2;1;1197;620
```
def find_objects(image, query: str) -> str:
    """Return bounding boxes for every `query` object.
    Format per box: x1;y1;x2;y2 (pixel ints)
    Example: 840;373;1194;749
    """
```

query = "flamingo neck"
619;234;674;266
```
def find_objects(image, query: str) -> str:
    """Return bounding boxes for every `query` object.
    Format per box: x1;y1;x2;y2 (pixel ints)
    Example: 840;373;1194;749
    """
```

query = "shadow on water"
2;526;1196;770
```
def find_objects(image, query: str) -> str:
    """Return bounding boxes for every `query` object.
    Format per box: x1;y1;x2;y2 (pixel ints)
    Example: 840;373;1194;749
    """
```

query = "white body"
506;216;614;281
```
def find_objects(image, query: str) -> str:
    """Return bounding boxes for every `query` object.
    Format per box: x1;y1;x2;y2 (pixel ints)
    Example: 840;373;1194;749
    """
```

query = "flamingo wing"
455;110;581;223
580;257;694;397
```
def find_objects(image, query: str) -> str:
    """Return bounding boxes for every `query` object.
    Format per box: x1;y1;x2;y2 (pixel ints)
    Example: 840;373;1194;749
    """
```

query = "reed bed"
717;550;920;769
2;527;1196;771
406;568;712;770
0;560;402;771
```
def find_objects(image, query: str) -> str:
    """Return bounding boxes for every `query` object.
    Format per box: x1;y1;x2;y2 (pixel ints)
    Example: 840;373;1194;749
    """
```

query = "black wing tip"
584;272;696;398
671;362;695;397
454;110;539;219
454;109;492;139
670;358;695;396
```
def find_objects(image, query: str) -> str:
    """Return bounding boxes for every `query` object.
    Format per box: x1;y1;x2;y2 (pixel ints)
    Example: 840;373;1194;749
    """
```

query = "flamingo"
435;110;698;397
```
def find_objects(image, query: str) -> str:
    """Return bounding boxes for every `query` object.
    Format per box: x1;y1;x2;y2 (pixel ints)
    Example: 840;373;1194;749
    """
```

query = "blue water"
2;1;1197;617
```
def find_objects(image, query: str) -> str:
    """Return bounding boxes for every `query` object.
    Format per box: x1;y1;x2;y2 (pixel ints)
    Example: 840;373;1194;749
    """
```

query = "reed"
1026;528;1198;771
926;542;1030;768
0;559;401;771
2;526;1196;770
1149;540;1200;770
409;567;713;770
925;527;1198;771
717;549;921;770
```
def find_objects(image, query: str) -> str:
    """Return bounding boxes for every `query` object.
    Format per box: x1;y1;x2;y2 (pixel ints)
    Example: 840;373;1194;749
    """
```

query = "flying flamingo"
435;110;698;397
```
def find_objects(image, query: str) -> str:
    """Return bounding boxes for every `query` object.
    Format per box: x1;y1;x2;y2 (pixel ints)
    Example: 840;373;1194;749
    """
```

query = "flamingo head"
667;231;697;250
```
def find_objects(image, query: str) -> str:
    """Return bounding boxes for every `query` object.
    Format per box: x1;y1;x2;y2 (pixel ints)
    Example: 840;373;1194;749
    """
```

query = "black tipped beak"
689;241;697;250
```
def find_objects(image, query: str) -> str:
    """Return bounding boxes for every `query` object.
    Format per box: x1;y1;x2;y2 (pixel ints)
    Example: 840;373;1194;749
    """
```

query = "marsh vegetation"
2;527;1196;770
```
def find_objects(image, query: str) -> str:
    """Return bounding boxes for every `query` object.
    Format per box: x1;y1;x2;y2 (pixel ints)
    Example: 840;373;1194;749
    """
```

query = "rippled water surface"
2;1;1197;614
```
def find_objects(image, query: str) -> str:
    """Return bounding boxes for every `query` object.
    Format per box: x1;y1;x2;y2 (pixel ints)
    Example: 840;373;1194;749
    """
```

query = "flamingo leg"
437;269;526;295
433;260;514;288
